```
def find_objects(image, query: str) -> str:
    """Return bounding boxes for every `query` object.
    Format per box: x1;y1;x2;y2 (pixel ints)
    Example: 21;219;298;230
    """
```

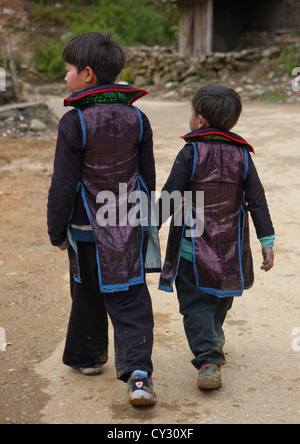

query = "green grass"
29;0;178;80
278;44;300;75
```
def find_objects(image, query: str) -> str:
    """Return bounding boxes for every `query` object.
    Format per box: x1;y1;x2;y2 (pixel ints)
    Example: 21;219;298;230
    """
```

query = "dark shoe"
198;364;222;390
127;374;157;406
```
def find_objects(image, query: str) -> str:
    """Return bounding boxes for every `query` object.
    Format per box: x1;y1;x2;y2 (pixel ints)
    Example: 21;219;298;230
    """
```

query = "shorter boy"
159;85;275;389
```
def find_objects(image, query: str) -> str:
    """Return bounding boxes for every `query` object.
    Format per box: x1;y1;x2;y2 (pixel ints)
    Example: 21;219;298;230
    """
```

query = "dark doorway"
213;0;284;52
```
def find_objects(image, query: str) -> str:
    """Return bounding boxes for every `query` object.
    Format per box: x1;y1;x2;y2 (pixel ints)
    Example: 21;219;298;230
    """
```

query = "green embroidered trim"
66;90;141;107
186;133;252;151
187;134;231;143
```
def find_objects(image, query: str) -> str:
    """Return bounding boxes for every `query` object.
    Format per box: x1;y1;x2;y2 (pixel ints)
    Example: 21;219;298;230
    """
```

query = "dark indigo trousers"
63;241;154;382
175;258;233;369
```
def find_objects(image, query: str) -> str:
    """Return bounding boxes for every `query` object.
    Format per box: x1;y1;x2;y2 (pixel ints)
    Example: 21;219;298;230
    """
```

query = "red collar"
182;129;255;154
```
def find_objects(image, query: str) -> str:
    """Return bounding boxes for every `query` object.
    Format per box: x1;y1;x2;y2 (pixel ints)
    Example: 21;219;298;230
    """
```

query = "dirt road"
0;96;299;424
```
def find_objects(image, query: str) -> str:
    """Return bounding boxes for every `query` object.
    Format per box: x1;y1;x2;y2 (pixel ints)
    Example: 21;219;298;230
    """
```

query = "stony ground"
0;96;299;424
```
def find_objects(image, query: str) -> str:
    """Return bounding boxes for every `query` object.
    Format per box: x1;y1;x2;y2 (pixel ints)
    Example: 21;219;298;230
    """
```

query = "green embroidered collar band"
64;84;148;108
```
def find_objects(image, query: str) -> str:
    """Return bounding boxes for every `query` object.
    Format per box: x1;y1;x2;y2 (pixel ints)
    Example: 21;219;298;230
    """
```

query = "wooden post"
193;0;205;57
193;0;214;57
178;0;195;56
178;0;214;57
206;0;214;54
5;34;20;101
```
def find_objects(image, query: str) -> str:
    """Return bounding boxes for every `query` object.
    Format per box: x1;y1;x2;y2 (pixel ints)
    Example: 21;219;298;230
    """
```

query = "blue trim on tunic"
243;148;249;182
133;106;143;143
76;108;86;150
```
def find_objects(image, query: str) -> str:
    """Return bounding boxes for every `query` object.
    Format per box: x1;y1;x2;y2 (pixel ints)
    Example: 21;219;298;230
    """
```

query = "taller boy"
47;32;157;406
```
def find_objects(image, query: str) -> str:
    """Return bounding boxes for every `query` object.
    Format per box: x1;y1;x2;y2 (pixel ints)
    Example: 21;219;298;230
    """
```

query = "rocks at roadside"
29;118;47;132
125;45;282;87
0;103;58;139
123;44;300;103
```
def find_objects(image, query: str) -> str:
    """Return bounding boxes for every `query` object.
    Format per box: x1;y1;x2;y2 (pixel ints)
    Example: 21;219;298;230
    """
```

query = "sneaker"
73;364;104;376
127;373;157;406
198;364;222;390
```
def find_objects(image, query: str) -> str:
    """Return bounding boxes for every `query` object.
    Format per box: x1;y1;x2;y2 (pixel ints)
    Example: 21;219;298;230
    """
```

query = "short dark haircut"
62;32;126;84
192;84;242;131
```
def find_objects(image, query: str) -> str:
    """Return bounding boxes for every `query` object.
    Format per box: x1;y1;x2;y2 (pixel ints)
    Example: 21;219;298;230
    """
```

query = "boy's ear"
199;114;209;129
85;66;97;84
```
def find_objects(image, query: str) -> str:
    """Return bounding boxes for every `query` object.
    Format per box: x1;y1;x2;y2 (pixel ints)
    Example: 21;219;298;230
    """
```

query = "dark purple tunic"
159;129;274;297
47;85;158;293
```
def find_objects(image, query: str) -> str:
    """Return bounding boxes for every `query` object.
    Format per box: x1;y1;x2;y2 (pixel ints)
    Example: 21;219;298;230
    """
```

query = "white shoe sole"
73;366;104;376
129;390;157;406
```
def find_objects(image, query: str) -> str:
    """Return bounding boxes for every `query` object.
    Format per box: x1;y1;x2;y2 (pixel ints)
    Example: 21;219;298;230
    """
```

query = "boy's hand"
261;247;274;272
58;239;70;251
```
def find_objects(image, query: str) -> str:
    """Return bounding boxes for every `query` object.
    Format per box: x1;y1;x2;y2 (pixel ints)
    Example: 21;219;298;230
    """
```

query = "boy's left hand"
261;247;274;272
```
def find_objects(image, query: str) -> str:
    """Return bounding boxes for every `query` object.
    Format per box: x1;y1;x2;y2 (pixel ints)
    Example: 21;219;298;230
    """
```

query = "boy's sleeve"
243;154;275;240
162;144;194;194
138;112;156;193
158;143;195;227
47;110;83;246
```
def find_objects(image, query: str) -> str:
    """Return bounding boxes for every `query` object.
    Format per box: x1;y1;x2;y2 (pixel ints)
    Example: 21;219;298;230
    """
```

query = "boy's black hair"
62;32;126;84
192;84;242;131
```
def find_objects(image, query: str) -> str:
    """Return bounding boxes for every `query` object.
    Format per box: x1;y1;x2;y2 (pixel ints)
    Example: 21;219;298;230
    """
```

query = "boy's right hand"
261;248;274;272
58;239;70;251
